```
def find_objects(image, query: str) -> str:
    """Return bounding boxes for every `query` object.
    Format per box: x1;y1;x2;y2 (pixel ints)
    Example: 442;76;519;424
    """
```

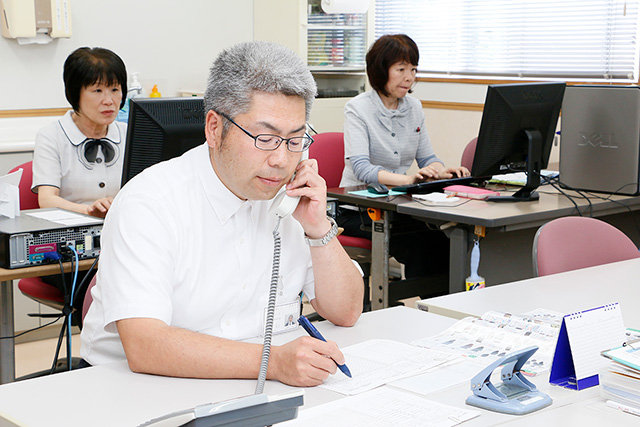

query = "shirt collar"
372;91;409;131
195;143;258;225
372;91;409;116
58;110;124;147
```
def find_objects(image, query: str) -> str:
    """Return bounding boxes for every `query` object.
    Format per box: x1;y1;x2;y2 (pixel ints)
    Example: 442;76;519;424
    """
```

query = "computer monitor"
121;97;206;186
471;82;566;202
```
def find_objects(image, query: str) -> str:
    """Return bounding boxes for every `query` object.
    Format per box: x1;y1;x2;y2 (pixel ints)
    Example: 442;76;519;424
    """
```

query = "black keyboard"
393;176;486;194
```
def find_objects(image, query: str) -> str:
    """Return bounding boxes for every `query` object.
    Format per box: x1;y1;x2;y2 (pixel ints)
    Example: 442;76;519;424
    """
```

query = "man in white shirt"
80;41;364;387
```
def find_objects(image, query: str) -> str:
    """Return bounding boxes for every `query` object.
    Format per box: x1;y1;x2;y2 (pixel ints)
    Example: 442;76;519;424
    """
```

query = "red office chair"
309;132;373;252
461;137;477;171
308;133;372;310
7;162;66;308
533;216;640;276
10;161;94;377
82;275;97;322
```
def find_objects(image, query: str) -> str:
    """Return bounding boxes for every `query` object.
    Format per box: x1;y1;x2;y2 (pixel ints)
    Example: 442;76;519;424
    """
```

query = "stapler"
466;346;552;415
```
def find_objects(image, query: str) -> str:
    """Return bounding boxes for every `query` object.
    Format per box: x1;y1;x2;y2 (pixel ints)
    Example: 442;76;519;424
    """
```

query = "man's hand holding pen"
268;336;348;387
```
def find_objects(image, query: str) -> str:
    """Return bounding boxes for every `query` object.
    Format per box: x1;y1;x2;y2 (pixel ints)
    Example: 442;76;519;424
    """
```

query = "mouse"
367;183;389;195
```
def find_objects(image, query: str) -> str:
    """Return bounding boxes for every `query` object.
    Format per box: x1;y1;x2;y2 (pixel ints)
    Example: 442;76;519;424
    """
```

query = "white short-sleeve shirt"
80;143;315;365
31;110;126;204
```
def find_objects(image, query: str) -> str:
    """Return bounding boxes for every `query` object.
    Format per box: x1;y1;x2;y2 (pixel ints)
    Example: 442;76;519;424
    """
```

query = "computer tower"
560;85;640;196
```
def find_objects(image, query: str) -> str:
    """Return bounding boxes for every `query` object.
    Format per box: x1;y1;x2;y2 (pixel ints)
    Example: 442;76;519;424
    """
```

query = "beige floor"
15;334;81;379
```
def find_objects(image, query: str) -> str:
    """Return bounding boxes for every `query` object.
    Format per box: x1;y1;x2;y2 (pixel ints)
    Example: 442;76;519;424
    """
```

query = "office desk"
398;188;640;293
417;258;640;328
0;306;636;426
0;259;96;384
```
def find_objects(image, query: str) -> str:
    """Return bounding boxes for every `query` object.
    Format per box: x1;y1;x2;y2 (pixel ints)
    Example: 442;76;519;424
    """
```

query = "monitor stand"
487;129;543;203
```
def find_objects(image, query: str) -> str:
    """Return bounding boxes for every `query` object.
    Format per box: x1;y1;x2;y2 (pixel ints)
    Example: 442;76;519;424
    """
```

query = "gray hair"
204;41;317;133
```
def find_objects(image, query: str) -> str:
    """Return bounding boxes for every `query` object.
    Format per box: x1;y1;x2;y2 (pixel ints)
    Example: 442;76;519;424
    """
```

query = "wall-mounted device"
1;0;72;41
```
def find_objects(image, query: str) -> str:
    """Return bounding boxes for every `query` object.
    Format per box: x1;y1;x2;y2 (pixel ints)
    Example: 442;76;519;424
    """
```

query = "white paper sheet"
319;339;458;395
390;358;484;396
280;387;480;427
26;209;102;226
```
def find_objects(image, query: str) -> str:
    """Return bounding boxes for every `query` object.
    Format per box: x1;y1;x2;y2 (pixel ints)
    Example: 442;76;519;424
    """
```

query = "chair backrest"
308;132;345;188
532;216;640;276
82;275;98;323
8;161;39;210
461;137;478;171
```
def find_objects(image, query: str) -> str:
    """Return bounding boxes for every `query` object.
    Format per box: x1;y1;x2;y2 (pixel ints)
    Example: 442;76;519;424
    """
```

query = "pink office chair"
9;161;39;209
308;132;372;310
82;275;97;322
309;132;373;258
9;161;95;376
7;162;67;308
533;216;640;276
461;137;477;171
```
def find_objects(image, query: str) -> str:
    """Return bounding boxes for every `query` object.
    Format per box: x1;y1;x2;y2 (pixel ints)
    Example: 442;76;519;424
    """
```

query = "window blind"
375;0;640;82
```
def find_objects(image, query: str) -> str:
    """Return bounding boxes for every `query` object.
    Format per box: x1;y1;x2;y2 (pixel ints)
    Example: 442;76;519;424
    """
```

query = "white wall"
0;0;254;110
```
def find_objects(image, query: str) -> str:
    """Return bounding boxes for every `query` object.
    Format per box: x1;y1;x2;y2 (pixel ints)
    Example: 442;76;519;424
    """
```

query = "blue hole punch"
466;345;552;415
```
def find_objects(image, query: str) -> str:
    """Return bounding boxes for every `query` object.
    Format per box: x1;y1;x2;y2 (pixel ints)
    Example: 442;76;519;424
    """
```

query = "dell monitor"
471;82;566;202
121;97;206;186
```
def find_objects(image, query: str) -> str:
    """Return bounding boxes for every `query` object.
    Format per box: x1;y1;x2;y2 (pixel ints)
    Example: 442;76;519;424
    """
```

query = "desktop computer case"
560;85;640;196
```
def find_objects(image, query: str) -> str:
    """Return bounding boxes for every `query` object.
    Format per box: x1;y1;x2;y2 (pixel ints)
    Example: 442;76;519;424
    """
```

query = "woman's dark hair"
366;34;419;97
63;47;128;112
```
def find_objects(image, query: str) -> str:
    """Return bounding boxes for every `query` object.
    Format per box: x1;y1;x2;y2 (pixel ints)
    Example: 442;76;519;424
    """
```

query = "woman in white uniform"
32;47;128;218
31;47;128;323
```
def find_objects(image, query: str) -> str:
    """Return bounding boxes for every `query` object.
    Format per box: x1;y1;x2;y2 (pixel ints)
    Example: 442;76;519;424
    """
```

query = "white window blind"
375;0;640;82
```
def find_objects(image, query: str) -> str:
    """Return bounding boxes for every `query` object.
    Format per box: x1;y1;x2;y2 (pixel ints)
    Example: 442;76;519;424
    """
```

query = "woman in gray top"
340;34;469;188
338;34;468;283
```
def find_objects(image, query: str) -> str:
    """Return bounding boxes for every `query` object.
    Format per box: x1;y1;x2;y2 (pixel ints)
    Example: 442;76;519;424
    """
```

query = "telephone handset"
268;151;309;219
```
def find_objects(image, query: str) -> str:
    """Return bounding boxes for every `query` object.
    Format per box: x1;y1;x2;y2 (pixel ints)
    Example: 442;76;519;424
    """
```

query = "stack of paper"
600;334;640;412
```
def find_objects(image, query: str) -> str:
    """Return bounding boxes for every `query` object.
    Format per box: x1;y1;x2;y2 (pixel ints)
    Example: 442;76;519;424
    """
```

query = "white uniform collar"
57;110;124;146
194;143;259;225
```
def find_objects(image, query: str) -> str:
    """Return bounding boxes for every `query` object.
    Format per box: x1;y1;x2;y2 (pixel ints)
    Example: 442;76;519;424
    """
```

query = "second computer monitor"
472;82;566;201
121;97;206;186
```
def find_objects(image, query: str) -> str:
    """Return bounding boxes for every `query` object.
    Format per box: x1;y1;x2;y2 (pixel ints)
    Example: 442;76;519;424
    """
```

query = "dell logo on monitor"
522;90;543;101
578;132;617;148
181;108;203;121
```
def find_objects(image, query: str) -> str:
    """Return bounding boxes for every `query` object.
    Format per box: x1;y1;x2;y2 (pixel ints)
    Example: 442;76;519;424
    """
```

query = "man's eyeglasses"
218;112;313;152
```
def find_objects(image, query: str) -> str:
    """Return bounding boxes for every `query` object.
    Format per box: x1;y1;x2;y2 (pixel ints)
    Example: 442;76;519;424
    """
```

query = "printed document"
320;339;459;395
280;387;480;427
412;310;562;376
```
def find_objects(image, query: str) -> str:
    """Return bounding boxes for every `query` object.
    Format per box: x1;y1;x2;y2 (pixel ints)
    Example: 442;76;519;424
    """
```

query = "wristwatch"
305;217;339;246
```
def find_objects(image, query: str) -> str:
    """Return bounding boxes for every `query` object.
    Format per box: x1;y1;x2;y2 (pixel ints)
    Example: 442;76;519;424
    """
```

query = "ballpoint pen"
297;315;352;378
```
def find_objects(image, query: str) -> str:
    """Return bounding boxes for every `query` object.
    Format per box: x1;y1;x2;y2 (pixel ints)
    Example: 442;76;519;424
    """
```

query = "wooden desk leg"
370;213;390;310
0;280;15;384
449;227;468;294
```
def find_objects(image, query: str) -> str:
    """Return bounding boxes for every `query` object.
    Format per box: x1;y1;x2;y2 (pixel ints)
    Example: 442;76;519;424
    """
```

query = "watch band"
305;217;339;246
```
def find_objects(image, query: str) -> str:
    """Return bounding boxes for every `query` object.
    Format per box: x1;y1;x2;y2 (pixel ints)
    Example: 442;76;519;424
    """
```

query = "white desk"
417;258;640;328
0;307;637;426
